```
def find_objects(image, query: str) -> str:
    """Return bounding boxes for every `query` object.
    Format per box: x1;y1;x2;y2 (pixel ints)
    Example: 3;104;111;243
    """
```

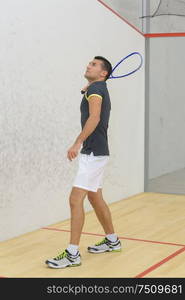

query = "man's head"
84;56;112;82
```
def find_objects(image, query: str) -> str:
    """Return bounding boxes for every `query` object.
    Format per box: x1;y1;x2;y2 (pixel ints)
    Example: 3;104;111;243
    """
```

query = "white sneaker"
88;237;122;253
45;249;81;269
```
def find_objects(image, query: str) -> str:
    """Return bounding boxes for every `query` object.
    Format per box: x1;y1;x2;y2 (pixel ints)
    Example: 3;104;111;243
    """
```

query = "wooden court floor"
0;192;185;278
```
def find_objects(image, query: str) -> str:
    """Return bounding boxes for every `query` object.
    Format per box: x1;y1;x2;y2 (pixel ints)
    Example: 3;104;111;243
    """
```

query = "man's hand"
67;142;82;161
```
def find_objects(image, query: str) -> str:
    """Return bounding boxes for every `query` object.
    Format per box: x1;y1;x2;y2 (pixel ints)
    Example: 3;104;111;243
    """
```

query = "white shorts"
73;152;110;192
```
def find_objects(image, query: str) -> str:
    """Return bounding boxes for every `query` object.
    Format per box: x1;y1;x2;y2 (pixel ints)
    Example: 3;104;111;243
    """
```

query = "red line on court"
42;227;185;247
97;0;145;37
145;32;185;38
135;246;185;278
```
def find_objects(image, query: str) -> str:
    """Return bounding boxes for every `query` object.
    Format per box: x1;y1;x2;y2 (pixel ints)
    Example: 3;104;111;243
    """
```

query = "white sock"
106;233;118;242
66;244;79;255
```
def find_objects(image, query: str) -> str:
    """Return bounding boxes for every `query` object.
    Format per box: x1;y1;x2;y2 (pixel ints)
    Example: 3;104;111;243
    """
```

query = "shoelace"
54;250;67;261
95;238;107;246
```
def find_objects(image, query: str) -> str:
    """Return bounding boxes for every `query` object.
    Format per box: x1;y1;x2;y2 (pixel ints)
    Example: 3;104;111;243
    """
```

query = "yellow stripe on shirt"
87;94;102;101
85;91;88;101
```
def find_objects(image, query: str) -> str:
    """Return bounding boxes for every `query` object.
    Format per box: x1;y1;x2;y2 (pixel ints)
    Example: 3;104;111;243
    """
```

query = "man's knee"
88;188;102;203
69;187;87;207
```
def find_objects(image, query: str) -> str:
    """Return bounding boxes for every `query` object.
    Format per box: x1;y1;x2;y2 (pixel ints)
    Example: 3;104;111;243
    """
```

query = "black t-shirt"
80;81;111;156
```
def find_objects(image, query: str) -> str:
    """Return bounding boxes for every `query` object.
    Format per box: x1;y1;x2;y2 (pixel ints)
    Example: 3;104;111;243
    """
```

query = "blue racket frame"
109;52;143;79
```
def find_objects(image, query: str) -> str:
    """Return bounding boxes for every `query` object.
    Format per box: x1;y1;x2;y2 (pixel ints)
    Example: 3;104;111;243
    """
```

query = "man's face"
84;59;107;81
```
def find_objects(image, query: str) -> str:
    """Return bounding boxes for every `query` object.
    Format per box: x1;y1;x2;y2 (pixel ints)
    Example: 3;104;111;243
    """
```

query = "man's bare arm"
74;95;102;145
67;95;102;161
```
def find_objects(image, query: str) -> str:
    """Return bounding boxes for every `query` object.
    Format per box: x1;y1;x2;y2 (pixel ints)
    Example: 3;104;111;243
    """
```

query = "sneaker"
45;249;81;268
87;237;122;253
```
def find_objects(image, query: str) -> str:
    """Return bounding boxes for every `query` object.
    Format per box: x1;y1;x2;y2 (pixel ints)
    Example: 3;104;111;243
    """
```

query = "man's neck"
88;79;105;84
81;79;105;94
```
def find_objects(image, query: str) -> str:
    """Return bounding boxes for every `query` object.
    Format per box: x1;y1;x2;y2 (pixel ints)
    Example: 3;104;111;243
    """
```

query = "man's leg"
87;188;114;234
45;186;87;268
69;186;88;245
87;188;121;253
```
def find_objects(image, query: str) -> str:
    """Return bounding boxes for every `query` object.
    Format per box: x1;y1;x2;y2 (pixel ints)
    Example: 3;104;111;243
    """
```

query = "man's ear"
101;70;108;78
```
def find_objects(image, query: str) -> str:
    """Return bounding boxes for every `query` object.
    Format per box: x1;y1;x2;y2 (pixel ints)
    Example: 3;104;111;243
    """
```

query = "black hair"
94;56;112;81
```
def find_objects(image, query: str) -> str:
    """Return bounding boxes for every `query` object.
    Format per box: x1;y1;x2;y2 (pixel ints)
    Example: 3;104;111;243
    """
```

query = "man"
45;56;121;269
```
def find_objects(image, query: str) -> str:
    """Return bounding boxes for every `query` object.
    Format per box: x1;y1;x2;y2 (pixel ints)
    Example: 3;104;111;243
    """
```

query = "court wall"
148;37;185;179
0;0;145;241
